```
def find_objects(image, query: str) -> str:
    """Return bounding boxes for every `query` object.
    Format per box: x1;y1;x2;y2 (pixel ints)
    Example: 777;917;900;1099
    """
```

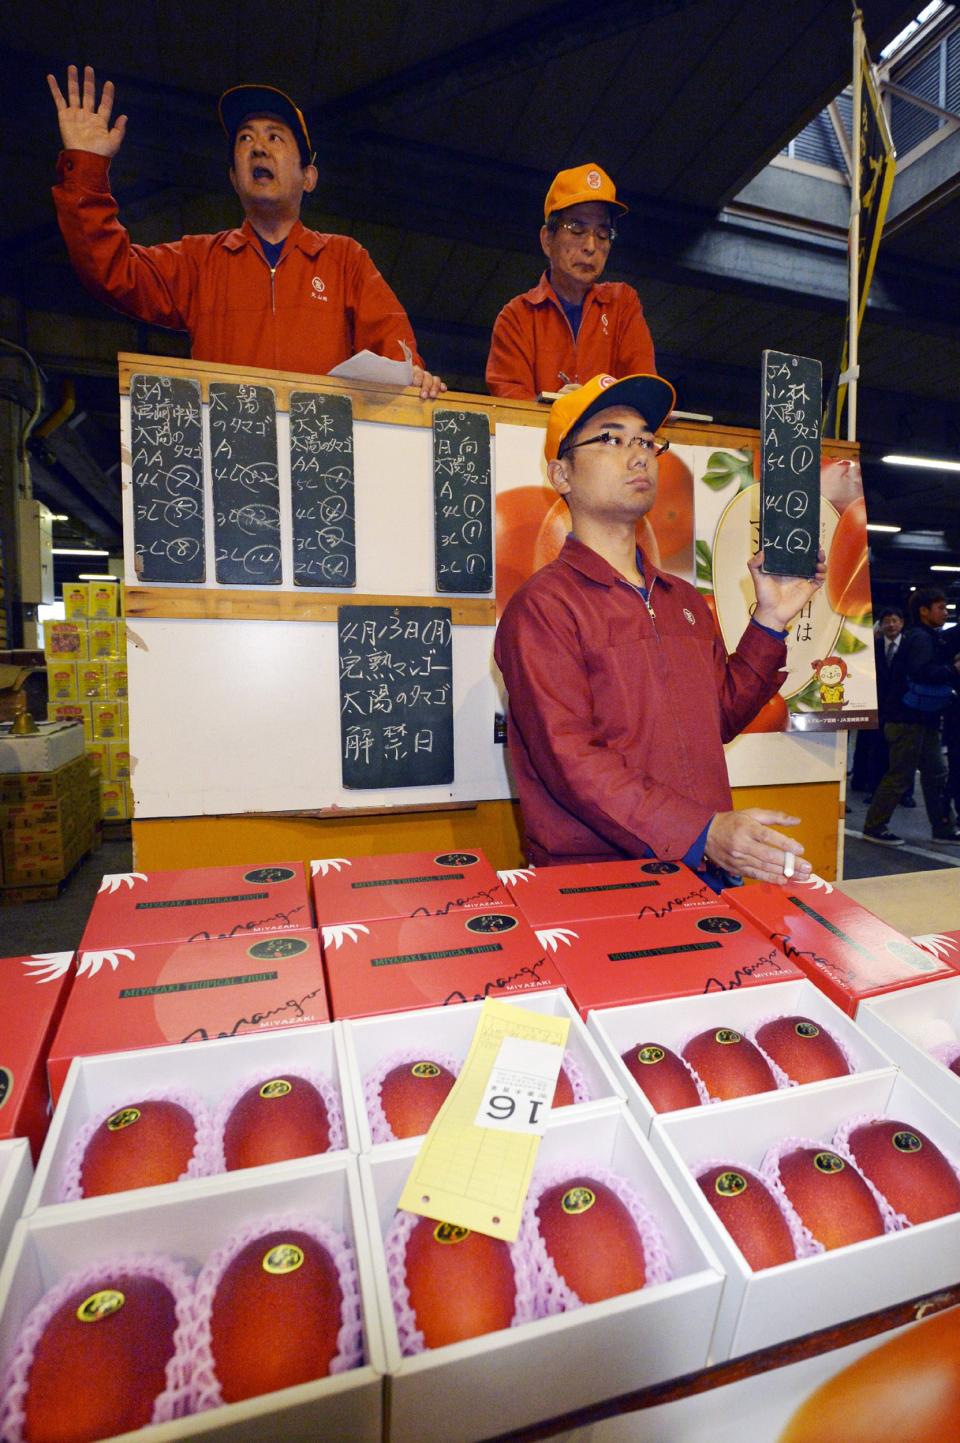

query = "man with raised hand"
47;66;445;398
494;374;827;885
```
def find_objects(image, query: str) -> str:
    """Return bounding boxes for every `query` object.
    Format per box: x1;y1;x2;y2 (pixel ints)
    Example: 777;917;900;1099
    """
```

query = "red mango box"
499;858;719;927
310;848;513;926
0;954;75;1160
725;878;955;1016
80;861;313;951
47;930;328;1102
540;907;803;1017
320;909;563;1019
912;927;960;972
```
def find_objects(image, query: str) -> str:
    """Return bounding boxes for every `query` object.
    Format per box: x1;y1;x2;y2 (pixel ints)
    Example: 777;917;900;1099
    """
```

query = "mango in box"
47;662;77;702
88;581;119;618
77;661;106;700
105;660;128;700
93;702;122;740
43;620;87;661
88;621;119;660
62;582;89;619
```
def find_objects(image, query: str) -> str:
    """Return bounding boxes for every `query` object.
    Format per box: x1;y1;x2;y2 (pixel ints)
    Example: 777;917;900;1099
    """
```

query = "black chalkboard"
338;605;454;789
433;409;493;594
289;391;356;588
130;374;205;583
210;383;281;585
760;350;822;578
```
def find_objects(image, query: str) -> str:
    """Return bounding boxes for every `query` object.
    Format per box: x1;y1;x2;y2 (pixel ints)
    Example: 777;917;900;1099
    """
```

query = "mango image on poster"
648;449;694;568
826;496;871;619
779;1303;960;1442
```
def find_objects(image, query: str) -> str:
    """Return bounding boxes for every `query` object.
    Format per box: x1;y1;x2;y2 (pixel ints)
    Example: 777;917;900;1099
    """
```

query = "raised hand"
47;65;127;158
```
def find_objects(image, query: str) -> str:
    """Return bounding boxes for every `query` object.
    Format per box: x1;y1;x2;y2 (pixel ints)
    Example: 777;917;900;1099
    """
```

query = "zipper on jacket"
270;267;276;314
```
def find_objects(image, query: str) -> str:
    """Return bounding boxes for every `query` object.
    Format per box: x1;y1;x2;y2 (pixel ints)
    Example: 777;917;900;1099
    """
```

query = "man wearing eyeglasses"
494;374;827;886
486;164;655;400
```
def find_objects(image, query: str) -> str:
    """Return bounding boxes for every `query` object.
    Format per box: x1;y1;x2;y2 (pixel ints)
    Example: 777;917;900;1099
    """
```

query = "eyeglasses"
554;219;617;243
560;430;670;459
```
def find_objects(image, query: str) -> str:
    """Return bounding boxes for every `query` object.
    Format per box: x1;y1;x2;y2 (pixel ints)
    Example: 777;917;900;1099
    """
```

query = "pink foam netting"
0;1252;195;1443
189;1211;364;1415
384;1208;537;1356
833;1111;960;1228
520;1162;673;1317
761;1133;901;1252
210;1067;346;1174
363;1049;462;1144
58;1088;215;1203
931;1040;960;1072
692;1155;817;1264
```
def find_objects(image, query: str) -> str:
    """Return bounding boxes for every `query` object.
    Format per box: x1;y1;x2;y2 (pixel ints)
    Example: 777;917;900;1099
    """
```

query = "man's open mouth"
252;166;274;180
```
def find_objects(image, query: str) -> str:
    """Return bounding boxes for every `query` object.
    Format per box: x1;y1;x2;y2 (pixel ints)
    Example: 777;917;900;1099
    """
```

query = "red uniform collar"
557;533;674;591
223;218;327;257
528;272;615;308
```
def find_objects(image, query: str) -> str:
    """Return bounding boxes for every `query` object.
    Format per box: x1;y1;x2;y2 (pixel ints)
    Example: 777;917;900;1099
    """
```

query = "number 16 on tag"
474;1036;564;1136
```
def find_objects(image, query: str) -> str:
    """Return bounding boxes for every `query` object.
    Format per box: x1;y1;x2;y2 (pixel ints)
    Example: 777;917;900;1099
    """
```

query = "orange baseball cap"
545;374;677;462
544;163;628;220
219;85;315;167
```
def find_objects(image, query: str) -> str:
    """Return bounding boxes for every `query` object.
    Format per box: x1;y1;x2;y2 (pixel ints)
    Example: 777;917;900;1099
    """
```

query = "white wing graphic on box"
22;953;74;983
497;867;536;886
793;873;834;894
97;872;148;894
321;924;370;950
912;933;959;959
310;858;352;878
77;948;136;978
535;927;579;953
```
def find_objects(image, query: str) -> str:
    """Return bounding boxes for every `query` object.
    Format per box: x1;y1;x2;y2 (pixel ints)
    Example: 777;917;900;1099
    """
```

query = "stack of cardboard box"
44;580;131;821
0;750;98;898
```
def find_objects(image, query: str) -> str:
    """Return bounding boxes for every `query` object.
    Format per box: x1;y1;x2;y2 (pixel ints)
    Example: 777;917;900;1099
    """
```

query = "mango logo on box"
243;867;296;885
435;852;479;868
0;1066;12;1109
696;915;743;935
465;913;517;935
640;862;680;875
246;937;310;961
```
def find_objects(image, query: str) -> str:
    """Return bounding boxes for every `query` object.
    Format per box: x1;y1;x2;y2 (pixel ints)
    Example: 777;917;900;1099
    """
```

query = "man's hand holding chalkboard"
748;546;827;632
704;809;811;886
47;66;127;158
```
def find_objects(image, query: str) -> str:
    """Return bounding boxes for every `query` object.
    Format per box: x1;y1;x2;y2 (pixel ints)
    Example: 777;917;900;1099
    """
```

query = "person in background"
486;164;655;400
851;606;915;803
494;374;827;885
47;66;445;398
863;586;960;846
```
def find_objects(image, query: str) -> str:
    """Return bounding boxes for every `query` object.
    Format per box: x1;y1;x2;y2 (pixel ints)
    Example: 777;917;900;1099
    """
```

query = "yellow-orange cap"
544;163;627;221
545;374;677;463
219;85;315;167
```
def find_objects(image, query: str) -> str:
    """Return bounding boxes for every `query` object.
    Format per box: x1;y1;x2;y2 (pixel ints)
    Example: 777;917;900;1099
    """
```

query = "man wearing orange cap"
486;164;655;400
46;66;444;398
494;375;827;885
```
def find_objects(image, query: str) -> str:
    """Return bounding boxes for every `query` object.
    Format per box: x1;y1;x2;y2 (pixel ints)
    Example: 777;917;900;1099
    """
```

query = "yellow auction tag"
397;998;569;1241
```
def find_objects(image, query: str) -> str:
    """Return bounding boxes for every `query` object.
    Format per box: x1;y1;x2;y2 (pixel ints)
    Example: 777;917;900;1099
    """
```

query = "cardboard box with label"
47;930;328;1101
311;848;513;926
80;861;313;951
726;878;953;1015
500;858;719;927
0;953;74;1159
322;909;563;1019
541;907;802;1017
46;662;77;702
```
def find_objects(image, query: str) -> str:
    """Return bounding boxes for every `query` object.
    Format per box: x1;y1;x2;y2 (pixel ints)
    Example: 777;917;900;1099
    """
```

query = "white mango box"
0;1156;384;1443
359;1101;724;1443
25;1023;358;1215
857;973;960;1116
341;988;624;1150
0;1141;32;1263
588;979;895;1136
649;1070;960;1362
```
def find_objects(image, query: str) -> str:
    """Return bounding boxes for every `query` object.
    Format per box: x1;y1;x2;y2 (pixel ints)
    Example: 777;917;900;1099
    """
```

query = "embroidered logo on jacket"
311;276;327;302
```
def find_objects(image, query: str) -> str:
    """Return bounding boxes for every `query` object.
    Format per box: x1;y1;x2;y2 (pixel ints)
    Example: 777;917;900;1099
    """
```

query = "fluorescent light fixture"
866;523;901;533
49;514;70;522
930;564;960;572
882;454;960;472
51;548;110;557
78;573;119;581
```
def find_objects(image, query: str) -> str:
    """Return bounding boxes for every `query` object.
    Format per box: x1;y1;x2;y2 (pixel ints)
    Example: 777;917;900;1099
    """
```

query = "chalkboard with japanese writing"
130;373;205;583
432;408;493;593
210;382;281;585
760;350;822;578
289;391;356;587
338;604;454;789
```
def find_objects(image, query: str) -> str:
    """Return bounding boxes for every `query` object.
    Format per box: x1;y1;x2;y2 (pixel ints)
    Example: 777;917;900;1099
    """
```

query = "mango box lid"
320;909;563;1019
499;858;720;928
79;861;313;951
47;930;328;1103
310;849;513;927
540;906;803;1016
724;879;954;1016
0;954;75;1159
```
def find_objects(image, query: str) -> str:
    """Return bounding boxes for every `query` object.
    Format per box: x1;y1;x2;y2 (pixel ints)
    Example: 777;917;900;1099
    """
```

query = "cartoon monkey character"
811;655;848;709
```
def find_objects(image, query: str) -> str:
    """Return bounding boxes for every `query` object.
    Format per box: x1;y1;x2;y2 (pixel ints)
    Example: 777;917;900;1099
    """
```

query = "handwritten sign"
210;383;281;586
432;409;493;594
760;350;822;578
338;604;454;789
130;374;205;583
290;391;356;588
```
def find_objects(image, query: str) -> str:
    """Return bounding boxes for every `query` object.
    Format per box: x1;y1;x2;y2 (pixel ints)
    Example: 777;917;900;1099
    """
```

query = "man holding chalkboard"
486;164;655;400
47;67;445;399
494;374;827;886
